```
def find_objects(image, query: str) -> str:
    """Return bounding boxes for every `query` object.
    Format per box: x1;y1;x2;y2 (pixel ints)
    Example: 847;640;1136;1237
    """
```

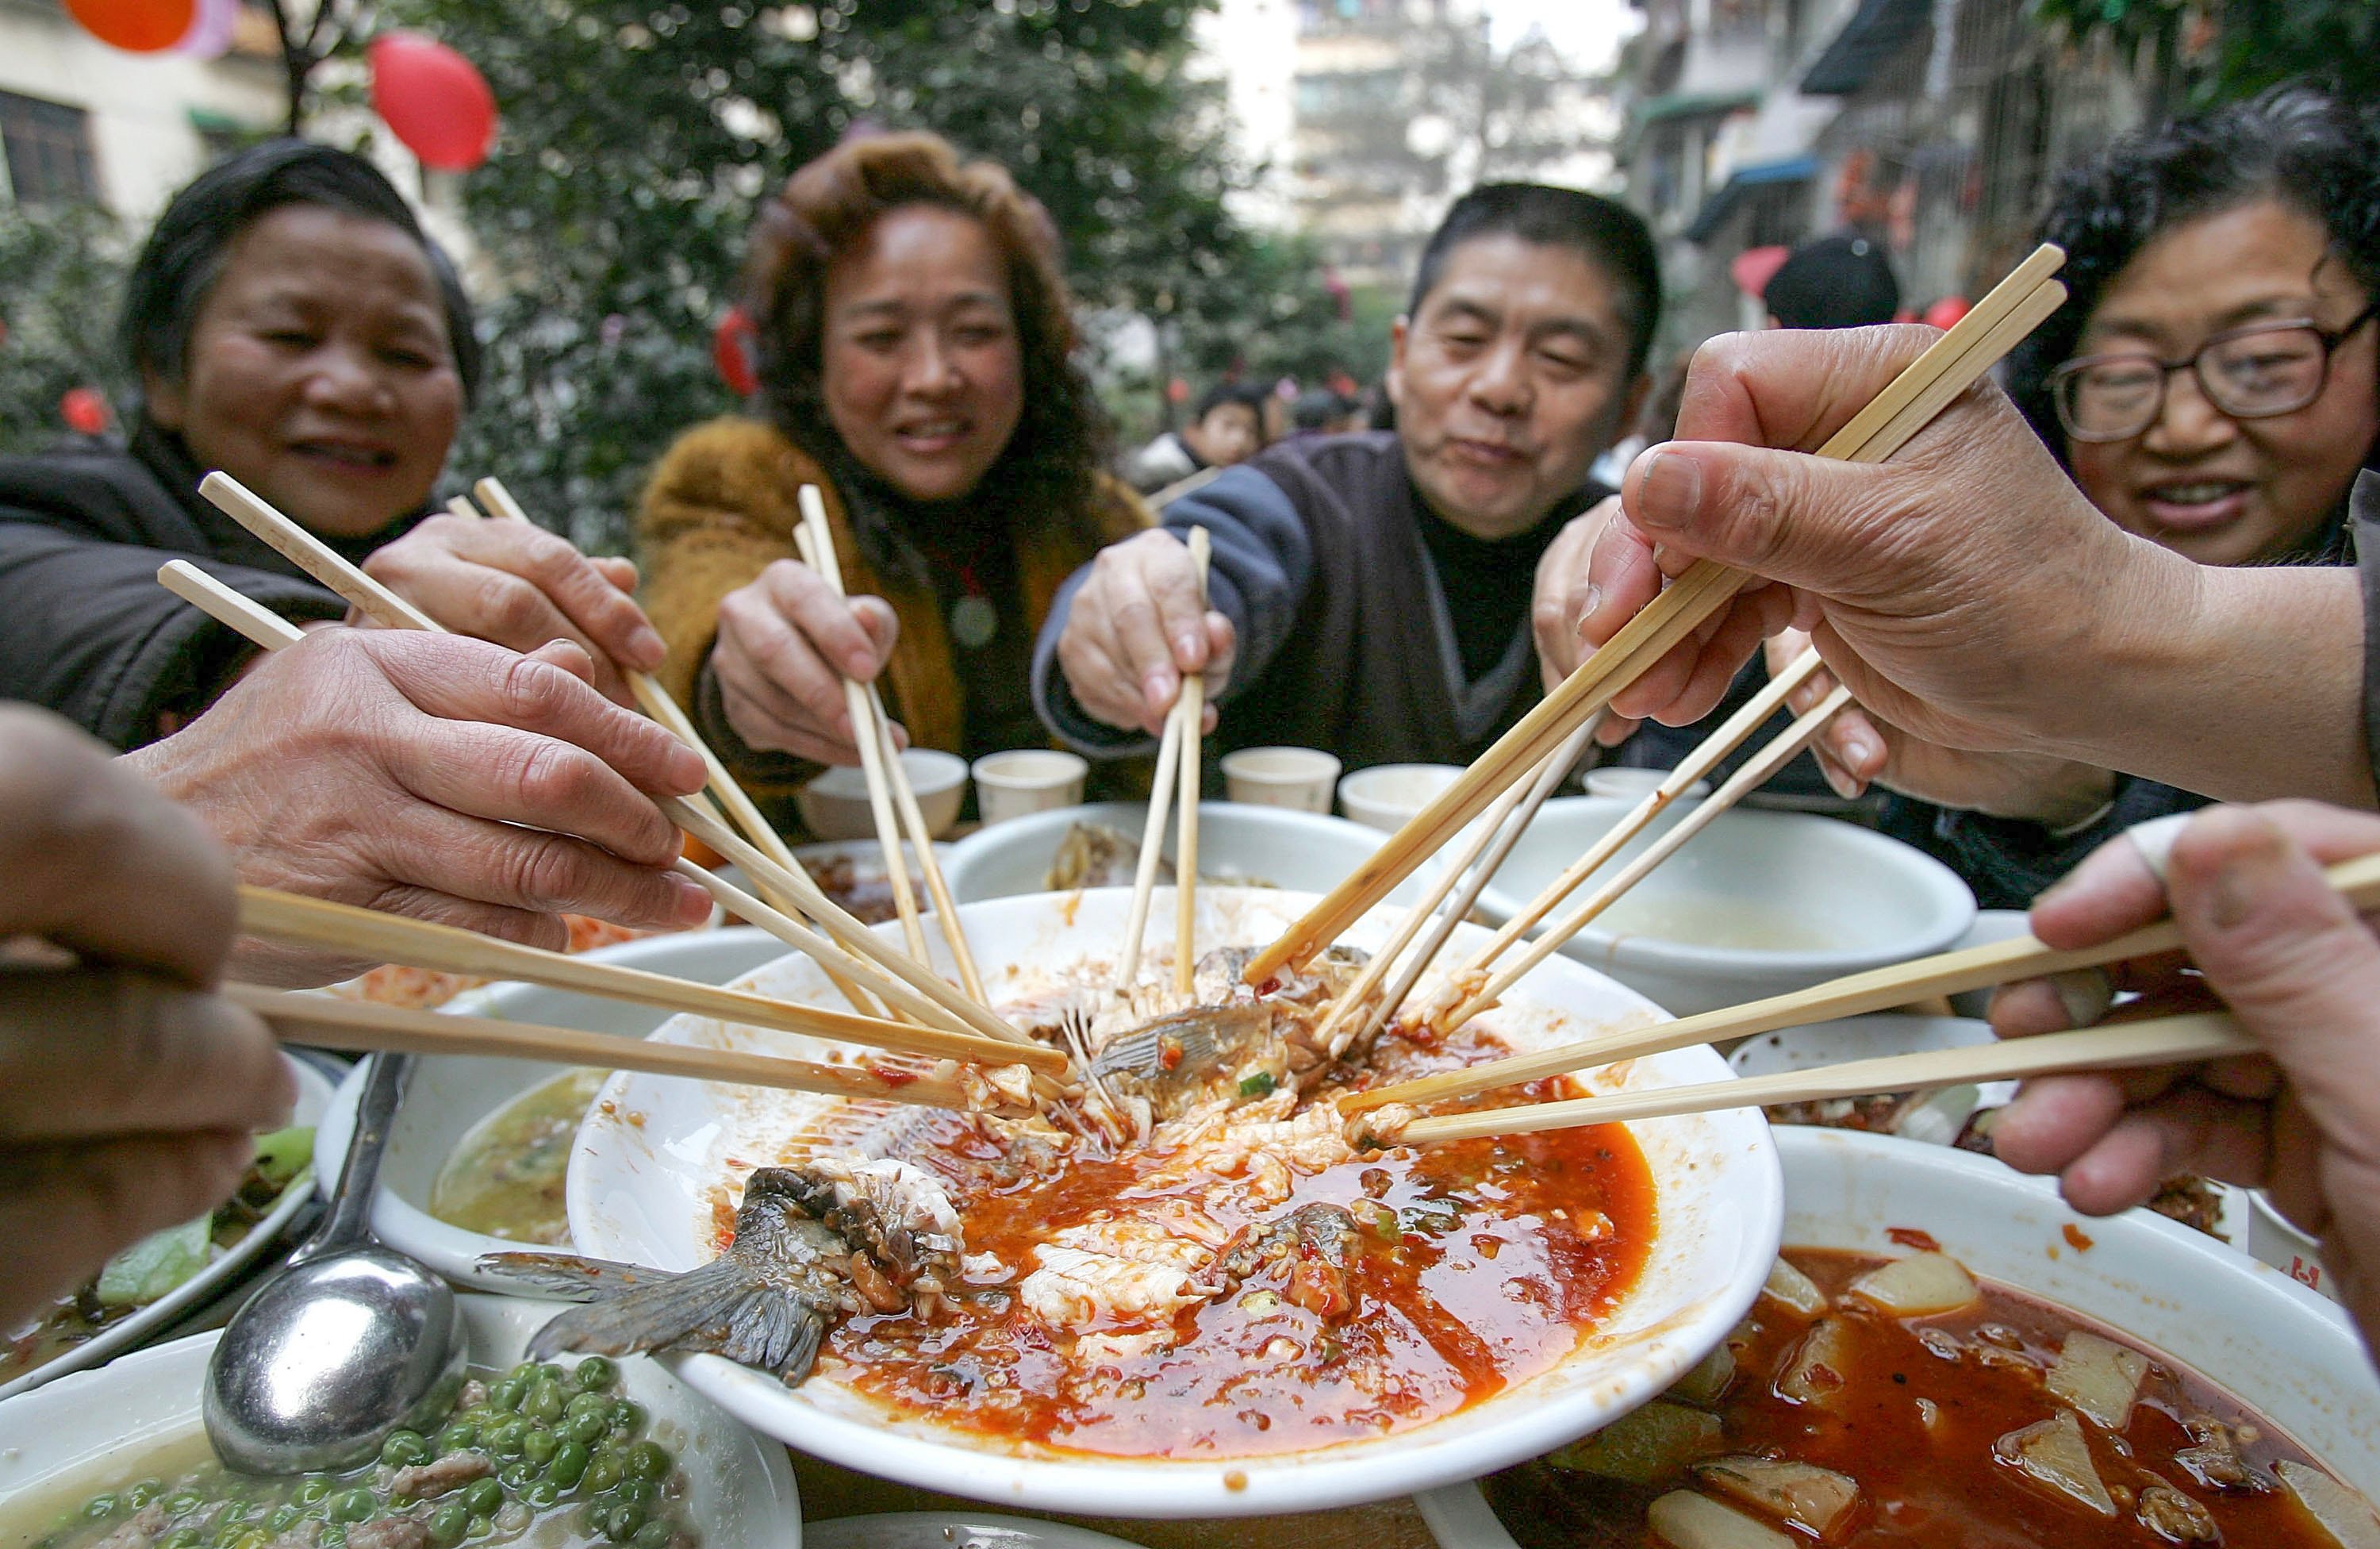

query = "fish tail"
527;1257;758;1361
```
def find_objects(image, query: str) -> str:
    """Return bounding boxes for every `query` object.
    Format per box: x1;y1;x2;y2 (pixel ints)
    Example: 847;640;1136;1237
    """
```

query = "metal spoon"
205;1052;466;1474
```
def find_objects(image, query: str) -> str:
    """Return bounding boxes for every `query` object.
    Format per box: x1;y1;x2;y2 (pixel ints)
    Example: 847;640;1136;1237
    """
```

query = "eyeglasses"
2049;302;2380;443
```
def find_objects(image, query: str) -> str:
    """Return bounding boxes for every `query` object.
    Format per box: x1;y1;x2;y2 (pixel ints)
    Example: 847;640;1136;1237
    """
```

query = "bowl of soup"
1416;1124;2380;1547
1457;797;1975;1015
941;800;1397;904
313;928;788;1288
564;886;1781;1518
0;1293;801;1549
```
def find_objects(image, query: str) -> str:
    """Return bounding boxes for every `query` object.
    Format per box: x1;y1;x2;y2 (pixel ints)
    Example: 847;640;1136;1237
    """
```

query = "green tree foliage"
389;0;1335;552
2032;0;2380;109
0;203;129;457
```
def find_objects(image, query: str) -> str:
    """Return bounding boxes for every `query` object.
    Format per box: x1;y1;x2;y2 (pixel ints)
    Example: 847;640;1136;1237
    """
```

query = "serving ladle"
205;1052;466;1474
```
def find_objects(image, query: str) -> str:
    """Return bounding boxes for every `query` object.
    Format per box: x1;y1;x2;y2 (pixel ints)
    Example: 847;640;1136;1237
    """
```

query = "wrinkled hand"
1054;529;1234;738
710;559;904;766
1988;801;2380;1352
362;514;666;705
1577;328;2191;758
121;628;714;983
0;705;294;1326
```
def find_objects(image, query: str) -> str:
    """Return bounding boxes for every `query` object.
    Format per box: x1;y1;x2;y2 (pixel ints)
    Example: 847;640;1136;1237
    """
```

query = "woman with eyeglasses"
1856;85;2380;907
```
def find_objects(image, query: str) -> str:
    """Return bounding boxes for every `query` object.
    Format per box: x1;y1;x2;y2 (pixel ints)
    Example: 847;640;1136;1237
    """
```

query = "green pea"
124;1481;164;1509
264;1508;303;1535
631;1524;672;1549
604;1501;647;1543
507;1362;541;1386
546;1441;590;1490
489;1379;526;1414
582;1459;622;1496
458;1406;496;1432
574;1357;616;1392
565;1411;609;1446
296;1479;333;1507
497;1461;536;1492
426;1505;468;1548
81;1497;118;1520
624;1443;670;1482
564;1392;608;1423
317;1529;345;1549
613;1481;657;1509
466;1520;491;1542
488;1420;527;1459
522;1428;562;1467
520;1480;561;1510
525;1382;566;1426
230;1530;271;1549
381;1430;431;1468
436;1421;478;1454
161;1532;202;1549
459;1478;505;1520
163;1493;207;1517
607;1401;647;1439
328;1493;377;1526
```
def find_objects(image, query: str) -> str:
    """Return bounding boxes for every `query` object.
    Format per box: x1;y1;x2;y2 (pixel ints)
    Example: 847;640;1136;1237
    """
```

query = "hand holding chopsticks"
1117;526;1215;992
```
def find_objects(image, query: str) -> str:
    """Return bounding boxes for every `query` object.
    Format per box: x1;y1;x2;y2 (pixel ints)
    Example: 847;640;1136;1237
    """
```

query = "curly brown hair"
741;131;1109;574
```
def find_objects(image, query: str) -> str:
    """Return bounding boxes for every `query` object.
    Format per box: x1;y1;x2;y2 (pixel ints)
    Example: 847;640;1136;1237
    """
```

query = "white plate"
1415;1125;2380;1545
804;1514;1140;1549
0;1053;335;1401
315;929;791;1288
0;1294;800;1549
567;886;1780;1519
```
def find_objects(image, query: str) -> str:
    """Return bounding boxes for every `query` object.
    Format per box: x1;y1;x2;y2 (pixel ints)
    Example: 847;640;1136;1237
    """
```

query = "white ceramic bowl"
566;887;1780;1519
1219;746;1342;813
0;1055;336;1401
797;749;969;840
1417;1124;2380;1543
1460;796;1975;1015
941;799;1393;903
0;1294;801;1549
1337;762;1464;831
315;928;789;1288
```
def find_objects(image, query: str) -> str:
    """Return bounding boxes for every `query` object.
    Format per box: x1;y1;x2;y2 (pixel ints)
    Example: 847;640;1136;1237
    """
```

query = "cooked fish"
487;1155;964;1386
1046;822;1155;891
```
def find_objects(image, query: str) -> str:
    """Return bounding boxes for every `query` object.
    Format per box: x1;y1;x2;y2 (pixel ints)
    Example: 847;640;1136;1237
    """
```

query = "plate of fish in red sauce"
1417;1125;2380;1547
541;887;1781;1517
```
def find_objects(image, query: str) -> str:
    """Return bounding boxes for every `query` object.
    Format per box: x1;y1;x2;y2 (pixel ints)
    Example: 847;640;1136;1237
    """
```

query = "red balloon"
368;33;497;172
66;0;195;52
60;387;113;437
713;307;759;398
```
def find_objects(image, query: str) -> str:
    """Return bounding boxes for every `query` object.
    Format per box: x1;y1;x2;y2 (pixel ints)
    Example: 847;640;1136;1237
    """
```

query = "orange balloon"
66;0;196;52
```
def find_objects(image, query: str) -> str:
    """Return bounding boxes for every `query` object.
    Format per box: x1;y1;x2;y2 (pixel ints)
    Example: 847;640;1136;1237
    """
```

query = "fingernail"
1175;630;1203;667
667;744;705;792
629;625;666;667
1823;762;1857;799
2203;828;2293;931
1839;732;1875;768
674;877;716;922
847;652;873;678
1576;585;1603;629
1635;450;1701;529
1145;671;1173;709
2050;968;2114;1029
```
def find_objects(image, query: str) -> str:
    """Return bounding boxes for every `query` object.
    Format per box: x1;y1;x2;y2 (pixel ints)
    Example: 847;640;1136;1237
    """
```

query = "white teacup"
1219;746;1342;813
1584;766;1712;802
973;748;1088;827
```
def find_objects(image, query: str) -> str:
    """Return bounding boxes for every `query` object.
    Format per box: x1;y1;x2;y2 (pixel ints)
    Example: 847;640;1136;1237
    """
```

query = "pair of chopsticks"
1349;850;2380;1144
789;486;986;1004
1117;526;1214;997
1241;244;2071;990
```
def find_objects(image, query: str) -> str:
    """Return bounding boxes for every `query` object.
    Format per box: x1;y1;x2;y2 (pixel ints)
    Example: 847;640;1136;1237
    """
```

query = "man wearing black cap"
1763;233;1901;330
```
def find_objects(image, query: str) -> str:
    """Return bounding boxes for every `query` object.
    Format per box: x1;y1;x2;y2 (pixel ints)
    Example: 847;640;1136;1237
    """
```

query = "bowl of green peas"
0;1295;800;1549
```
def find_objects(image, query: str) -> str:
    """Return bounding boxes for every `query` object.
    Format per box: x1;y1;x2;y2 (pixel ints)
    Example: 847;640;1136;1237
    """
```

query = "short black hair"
1407;183;1662;379
1192;380;1268;423
1764;233;1900;329
2010;83;2380;459
119;138;481;409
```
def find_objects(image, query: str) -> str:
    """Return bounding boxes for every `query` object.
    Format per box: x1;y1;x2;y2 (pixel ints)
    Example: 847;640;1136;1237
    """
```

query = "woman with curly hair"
637;132;1148;824
1862;84;2380;906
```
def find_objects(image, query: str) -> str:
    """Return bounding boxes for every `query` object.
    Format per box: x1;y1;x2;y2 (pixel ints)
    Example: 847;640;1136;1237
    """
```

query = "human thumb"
1623;441;1896;596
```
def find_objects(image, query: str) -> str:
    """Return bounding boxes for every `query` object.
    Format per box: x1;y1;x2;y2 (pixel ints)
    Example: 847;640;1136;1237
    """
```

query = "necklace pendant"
951;594;998;650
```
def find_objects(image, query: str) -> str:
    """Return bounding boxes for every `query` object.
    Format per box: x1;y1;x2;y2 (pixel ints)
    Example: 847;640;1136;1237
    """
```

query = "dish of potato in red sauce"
808;1023;1656;1459
1484;1245;2366;1548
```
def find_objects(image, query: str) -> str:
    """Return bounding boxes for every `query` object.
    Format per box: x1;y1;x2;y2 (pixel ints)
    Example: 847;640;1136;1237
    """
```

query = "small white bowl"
0;1294;801;1548
1219;745;1342;812
971;748;1089;827
1461;795;1975;1015
1415;1126;2380;1547
940;799;1388;902
797;748;969;840
1338;762;1463;831
1584;766;1710;801
314;928;789;1288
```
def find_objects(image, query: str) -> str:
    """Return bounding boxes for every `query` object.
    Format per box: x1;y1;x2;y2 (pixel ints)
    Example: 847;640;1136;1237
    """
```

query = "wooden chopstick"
1437;682;1855;1030
1457;650;1828;982
1242;246;2069;987
161;559;308;652
468;476;881;1019
1385;1010;2252;1145
1347;848;2380;1115
1175;526;1213;997
447;495;485;521
228;982;973;1110
202;471;442;631
236;885;1065;1074
1116;703;1185;988
162;509;979;1041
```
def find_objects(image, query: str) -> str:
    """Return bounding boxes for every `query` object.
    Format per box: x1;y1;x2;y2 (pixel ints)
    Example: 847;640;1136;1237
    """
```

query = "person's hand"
708;559;903;766
0;705;294;1327
1576;327;2194;758
1987;801;2380;1351
362;514;667;705
120;628;715;984
1054;529;1235;738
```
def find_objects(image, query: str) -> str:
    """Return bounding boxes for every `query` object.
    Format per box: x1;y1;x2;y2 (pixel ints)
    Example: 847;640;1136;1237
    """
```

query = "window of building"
0;90;101;206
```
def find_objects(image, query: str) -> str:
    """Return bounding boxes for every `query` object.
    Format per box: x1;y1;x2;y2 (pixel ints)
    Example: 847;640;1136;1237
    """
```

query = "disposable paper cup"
1585;766;1711;801
1219;747;1342;813
973;749;1088;827
1338;763;1463;832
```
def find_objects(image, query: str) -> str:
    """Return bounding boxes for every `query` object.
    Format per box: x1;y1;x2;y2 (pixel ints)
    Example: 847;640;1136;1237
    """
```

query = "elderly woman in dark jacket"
0;140;666;748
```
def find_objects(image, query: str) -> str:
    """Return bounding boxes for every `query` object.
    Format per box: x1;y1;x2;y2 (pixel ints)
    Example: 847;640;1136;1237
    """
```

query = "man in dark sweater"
1032;185;1656;770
